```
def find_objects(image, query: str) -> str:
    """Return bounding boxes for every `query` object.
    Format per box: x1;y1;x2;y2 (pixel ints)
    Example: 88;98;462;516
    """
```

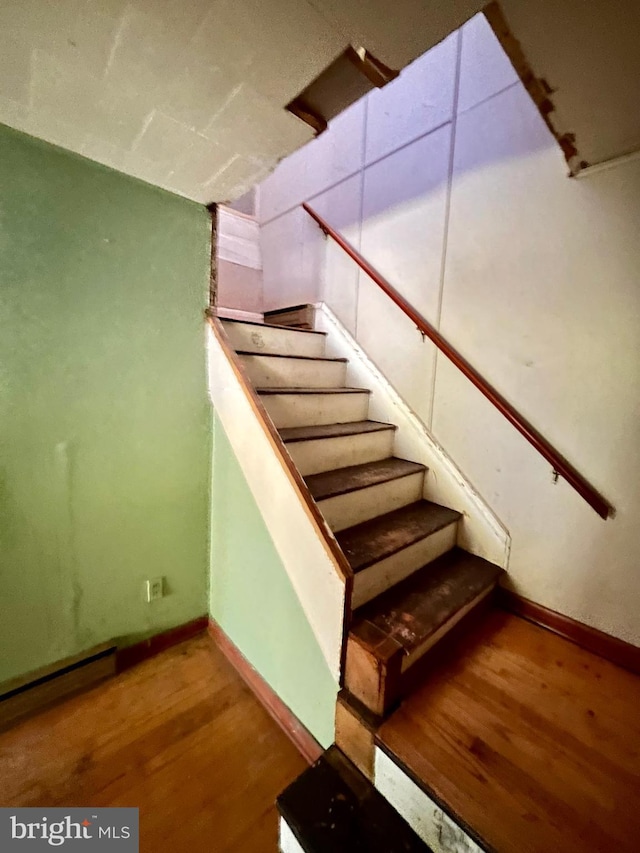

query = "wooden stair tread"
277;745;431;852
219;316;326;335
263;303;315;330
280;420;396;444
236;350;347;363
351;549;502;657
264;302;312;315
306;458;425;501
257;386;370;395
337;501;461;573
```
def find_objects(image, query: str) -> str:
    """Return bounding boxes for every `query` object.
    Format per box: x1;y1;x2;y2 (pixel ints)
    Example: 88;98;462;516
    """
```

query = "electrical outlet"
144;577;165;603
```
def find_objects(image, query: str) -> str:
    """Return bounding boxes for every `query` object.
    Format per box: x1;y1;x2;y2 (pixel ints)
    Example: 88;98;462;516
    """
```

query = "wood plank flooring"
0;635;307;852
378;609;640;853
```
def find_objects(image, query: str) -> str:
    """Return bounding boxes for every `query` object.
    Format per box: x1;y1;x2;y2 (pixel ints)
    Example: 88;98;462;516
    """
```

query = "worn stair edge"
306;458;426;502
351;549;503;664
263;303;315;330
337;501;462;573
258;386;370;395
236;350;347;363
280;421;397;444
277;745;433;853
218;316;326;335
264;302;313;315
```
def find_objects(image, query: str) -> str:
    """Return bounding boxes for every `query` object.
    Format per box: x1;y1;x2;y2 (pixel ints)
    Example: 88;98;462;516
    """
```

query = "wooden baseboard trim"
498;589;640;675
208;619;323;765
117;615;209;672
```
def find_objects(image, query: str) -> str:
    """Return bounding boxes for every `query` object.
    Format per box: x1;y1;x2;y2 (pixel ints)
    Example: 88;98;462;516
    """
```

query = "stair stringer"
207;322;347;682
315;303;510;569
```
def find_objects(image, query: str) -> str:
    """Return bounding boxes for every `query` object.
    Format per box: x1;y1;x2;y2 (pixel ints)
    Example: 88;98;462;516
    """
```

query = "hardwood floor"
378;609;640;853
0;635;307;852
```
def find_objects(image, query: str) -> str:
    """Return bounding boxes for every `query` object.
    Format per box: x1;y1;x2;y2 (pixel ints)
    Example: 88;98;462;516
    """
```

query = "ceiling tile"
203;154;271;203
204;84;313;162
20;113;89;154
159;62;241;134
85;0;129;18
131;111;199;166
0;0;82;54
53;3;122;78
31;50;151;150
103;5;205;100
223;0;345;106
0;36;31;105
167;133;229;191
0;96;29;133
80;134;128;170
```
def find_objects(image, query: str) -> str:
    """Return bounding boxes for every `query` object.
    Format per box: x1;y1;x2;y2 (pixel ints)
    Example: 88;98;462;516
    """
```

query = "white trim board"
279;818;305;853
374;748;486;853
315;302;510;568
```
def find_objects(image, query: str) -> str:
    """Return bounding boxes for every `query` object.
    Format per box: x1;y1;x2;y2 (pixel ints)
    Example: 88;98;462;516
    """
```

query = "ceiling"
499;0;640;169
0;0;346;203
0;0;638;205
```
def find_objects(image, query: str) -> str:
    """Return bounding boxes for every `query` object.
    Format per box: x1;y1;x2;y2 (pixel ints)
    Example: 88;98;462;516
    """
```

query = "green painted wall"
0;124;212;684
210;415;337;747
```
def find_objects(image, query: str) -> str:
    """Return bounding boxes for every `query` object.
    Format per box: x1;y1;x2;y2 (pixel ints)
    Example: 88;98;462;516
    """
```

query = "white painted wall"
258;14;640;646
217;205;263;314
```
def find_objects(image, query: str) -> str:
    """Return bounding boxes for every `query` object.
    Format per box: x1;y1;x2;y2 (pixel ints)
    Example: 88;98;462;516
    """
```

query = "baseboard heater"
0;644;116;731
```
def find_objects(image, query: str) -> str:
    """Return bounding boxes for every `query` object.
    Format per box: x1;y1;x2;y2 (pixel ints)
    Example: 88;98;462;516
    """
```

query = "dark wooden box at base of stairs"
277;745;432;852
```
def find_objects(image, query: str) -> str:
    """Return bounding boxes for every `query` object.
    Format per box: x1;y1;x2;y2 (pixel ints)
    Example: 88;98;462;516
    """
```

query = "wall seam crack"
428;28;463;432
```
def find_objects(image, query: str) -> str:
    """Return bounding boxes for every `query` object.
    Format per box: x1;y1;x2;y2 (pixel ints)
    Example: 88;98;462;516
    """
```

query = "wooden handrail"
303;202;614;520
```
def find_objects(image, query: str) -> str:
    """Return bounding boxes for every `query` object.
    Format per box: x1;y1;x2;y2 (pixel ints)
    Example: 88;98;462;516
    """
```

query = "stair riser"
317;472;424;533
352;522;458;610
239;354;347;389
261;392;370;429
221;321;326;358
286;430;395;477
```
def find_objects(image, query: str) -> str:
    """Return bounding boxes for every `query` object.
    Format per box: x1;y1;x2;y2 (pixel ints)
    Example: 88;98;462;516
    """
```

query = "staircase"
221;315;503;747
